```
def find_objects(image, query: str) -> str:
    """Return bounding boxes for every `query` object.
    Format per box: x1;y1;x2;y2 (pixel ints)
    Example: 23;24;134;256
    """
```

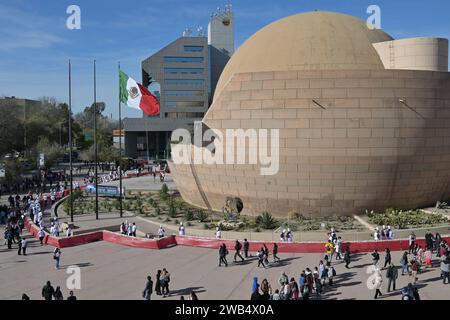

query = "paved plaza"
0;233;447;300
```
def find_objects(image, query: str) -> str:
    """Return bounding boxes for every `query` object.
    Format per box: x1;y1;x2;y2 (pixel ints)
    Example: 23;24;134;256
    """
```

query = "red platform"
24;218;448;253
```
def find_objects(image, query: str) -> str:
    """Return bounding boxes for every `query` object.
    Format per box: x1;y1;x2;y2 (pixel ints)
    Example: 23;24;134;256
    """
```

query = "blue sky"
0;0;448;119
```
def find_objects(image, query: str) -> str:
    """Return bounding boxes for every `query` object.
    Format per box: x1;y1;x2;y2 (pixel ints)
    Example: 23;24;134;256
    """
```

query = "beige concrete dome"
214;11;393;99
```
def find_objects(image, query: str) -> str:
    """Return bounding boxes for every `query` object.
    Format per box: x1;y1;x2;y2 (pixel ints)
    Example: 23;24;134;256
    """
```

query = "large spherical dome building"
170;11;450;217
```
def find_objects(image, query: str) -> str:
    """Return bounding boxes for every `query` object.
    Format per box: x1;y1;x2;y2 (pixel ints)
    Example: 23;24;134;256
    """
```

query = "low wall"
24;218;449;253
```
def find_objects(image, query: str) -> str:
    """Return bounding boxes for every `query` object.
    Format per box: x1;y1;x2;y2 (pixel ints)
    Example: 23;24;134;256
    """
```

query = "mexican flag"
119;70;160;116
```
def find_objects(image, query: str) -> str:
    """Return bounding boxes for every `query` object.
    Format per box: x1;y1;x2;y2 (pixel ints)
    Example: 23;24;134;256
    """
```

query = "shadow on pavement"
169;286;206;297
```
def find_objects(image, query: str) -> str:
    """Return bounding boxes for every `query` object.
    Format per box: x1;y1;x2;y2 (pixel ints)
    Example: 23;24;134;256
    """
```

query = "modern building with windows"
123;5;234;159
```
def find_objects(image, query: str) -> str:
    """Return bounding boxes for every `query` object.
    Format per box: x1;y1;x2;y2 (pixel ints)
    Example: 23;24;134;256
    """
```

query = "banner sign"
86;184;125;197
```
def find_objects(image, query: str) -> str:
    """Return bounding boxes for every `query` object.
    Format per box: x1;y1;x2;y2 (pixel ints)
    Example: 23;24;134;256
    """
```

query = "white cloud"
0;3;64;51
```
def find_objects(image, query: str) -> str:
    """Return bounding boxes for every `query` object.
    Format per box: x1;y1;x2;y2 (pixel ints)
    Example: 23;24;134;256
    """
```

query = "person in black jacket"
67;291;77;300
372;249;380;266
344;247;351;269
273;243;280;262
243;239;250;258
143;276;153;300
155;270;162;296
42;281;55;301
250;285;262;300
384;248;391;269
234;240;244;262
219;243;228;267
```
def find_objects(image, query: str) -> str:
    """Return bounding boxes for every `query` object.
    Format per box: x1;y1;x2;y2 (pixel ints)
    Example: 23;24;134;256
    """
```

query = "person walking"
21;237;27;255
411;259;419;284
17;236;23;255
344;247;351;269
440;254;450;284
143;276;153;300
325;240;334;263
234;240;244;262
38;227;45;245
383;248;391;269
257;248;266;268
400;252;409;275
273;243;280;263
373;270;383;299
327;263;335;286
372;249;380;266
219;243;228;267
335;236;343;260
425;249;432;268
243;238;249;258
313;267;322;296
386;263;398;292
53;248;61;270
409;232;416;254
42;281;55;301
263;244;269;266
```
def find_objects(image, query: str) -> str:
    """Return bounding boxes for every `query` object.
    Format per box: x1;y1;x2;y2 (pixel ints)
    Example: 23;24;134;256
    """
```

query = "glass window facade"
165;101;205;108
165;90;204;97
184;46;204;52
164;56;204;63
164;68;204;74
165;79;204;86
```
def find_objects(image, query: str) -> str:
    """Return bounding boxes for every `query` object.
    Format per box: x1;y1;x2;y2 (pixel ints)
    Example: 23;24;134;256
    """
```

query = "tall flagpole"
118;62;123;218
145;116;149;162
94;60;99;220
69;60;74;223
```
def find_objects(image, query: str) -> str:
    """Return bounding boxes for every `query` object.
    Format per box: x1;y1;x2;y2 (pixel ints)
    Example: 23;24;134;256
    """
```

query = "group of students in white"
120;220;138;237
373;225;394;241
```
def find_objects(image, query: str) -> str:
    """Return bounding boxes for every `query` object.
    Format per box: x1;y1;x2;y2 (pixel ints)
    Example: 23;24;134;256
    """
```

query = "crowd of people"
250;260;337;301
0;169;68;196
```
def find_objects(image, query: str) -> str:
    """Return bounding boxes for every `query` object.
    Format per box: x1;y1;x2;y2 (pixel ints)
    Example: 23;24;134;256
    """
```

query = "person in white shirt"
215;227;221;239
158;225;165;238
178;222;185;236
286;228;293;243
66;226;72;237
131;223;137;237
127;223;133;236
374;228;380;241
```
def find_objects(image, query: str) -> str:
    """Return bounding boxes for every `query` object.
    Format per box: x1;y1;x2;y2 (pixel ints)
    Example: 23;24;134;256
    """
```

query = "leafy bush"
168;198;177;218
159;183;169;201
185;209;195;221
196;210;209;222
368;208;448;229
256;211;278;229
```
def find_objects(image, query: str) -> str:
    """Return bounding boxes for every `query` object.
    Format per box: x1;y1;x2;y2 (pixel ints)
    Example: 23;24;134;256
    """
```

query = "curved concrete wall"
170;69;450;217
373;37;449;72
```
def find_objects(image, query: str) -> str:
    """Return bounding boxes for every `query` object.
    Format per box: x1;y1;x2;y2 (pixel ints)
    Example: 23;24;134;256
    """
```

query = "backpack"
332;268;337;277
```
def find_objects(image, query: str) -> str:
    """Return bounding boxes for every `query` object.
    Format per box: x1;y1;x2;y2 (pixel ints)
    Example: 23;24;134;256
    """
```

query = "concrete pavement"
0;234;447;300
